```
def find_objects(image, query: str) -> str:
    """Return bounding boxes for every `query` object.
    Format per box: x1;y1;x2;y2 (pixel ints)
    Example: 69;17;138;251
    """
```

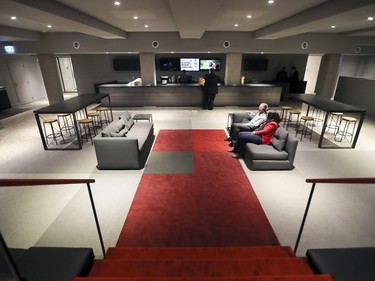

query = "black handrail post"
86;183;106;257
294;182;316;254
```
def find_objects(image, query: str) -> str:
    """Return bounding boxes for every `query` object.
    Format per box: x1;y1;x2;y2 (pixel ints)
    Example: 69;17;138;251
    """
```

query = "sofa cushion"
101;119;125;137
247;143;289;160
126;122;153;150
272;127;289;151
242;112;255;123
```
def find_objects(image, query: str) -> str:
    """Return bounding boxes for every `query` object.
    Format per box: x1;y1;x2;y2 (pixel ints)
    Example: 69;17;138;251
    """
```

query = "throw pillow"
109;127;128;137
119;111;132;121
101;119;125;137
271;127;289;151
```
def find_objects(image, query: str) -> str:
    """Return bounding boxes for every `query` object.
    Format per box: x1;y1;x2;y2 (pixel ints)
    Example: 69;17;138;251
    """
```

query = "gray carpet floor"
0;99;374;258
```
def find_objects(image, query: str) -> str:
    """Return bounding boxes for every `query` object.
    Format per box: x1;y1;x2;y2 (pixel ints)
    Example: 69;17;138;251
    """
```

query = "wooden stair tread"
105;246;294;260
74;275;335;281
88;258;314;277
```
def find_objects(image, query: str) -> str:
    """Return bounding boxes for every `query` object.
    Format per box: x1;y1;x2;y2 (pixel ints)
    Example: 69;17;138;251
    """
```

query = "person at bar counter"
274;66;288;82
202;68;221;110
228;111;281;159
179;69;190;83
289;66;299;82
225;102;268;146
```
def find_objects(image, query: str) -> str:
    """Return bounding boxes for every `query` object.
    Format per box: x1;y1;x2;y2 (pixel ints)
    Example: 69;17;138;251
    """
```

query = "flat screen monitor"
243;58;268;71
159;58;180;71
180;58;199;71
199;59;221;70
113;57;140;71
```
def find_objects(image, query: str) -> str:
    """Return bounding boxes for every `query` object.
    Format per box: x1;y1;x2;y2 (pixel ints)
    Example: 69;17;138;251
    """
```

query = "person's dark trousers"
229;123;253;140
235;132;262;157
203;92;216;109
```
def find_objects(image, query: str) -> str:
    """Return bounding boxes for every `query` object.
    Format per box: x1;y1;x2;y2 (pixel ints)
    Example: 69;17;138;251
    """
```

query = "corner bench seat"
306;247;375;281
0;247;94;281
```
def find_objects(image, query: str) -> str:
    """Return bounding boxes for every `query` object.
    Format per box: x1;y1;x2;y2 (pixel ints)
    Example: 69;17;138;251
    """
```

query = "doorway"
56;56;77;93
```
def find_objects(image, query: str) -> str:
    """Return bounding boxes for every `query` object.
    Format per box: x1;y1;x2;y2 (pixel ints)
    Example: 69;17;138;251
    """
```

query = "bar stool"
42;117;65;146
96;107;111;127
311;106;323;126
280;105;293;126
326;112;343;134
286;109;301;130
78;118;96;145
57;113;74;136
334;116;357;143
87;111;101;130
295;116;315;141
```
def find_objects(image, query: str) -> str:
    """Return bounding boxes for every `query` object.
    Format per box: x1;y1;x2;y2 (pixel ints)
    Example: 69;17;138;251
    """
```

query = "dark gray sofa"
229;112;298;170
94;111;155;170
243;126;298;170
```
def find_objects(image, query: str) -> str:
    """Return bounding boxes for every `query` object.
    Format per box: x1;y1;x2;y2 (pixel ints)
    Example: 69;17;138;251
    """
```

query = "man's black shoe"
228;142;235;147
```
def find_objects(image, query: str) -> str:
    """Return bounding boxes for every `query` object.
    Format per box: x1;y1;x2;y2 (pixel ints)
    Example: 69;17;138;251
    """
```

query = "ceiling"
0;0;375;42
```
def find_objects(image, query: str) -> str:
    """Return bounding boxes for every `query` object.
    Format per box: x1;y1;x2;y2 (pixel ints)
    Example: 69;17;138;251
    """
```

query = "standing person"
202;68;221;110
275;66;288;82
289;66;299;82
179;69;189;83
225;102;268;144
229;112;281;158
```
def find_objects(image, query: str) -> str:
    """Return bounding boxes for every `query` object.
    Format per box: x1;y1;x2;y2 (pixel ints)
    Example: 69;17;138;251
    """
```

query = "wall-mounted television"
180;58;199;71
199;59;221;70
113;57;140;71
159;58;180;71
243;57;268;71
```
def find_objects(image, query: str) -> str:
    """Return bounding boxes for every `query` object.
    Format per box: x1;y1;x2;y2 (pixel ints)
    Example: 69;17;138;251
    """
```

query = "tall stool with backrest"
295;115;315;141
334;116;357;143
42;117;65;146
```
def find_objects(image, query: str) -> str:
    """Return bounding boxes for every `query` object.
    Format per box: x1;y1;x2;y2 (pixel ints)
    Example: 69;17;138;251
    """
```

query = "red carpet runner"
116;129;279;247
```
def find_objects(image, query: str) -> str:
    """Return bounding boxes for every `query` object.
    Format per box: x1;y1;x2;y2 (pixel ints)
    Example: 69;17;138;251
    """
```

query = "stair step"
74;274;335;281
105;246;295;260
88;258;314;277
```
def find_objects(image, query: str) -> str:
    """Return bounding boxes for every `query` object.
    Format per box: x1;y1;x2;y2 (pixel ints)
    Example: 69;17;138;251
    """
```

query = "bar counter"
98;83;282;107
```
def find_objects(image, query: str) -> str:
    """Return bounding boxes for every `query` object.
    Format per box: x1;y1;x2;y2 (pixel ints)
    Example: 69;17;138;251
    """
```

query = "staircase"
73;246;335;281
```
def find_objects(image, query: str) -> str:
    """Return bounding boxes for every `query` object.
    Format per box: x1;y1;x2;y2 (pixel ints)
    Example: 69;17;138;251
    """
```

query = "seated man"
225;103;268;145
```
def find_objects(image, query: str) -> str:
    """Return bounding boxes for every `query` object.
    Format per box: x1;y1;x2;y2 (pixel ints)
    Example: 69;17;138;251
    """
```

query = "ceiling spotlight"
133;16;138;20
11;16;16;20
114;1;120;6
331;25;336;29
268;0;274;4
234;23;239;27
47;25;52;28
368;16;374;21
247;15;252;19
144;24;149;28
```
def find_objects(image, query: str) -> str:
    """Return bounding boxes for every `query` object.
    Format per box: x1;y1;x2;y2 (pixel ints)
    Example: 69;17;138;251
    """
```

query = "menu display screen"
180;58;199;71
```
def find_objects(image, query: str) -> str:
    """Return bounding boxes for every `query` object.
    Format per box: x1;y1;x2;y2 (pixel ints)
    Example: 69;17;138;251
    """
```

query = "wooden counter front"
98;83;281;107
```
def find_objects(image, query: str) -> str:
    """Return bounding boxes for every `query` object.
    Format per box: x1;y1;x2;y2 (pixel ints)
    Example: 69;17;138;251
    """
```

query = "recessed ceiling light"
114;1;120;6
144;24;149;28
11;16;16;20
234;23;239;27
133;16;138;20
268;0;274;4
331;25;336;29
368;16;374;21
47;25;52;28
247;15;252;19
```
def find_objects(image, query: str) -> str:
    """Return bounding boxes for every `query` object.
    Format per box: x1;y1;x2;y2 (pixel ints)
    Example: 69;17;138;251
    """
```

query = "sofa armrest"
285;133;299;164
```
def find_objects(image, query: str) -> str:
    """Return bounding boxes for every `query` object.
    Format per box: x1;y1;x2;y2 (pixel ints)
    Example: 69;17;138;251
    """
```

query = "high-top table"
290;94;367;148
34;94;112;150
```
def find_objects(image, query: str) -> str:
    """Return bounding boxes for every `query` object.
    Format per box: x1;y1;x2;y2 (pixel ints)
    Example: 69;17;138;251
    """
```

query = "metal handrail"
294;177;375;254
0;178;105;281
